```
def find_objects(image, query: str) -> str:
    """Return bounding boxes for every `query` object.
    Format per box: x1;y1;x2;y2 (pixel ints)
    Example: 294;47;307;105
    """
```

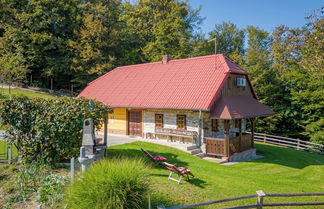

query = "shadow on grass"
251;143;324;169
107;148;189;167
107;147;208;188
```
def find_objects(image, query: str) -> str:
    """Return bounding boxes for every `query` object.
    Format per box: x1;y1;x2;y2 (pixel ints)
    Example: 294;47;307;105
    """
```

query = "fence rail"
246;132;324;155
157;191;324;209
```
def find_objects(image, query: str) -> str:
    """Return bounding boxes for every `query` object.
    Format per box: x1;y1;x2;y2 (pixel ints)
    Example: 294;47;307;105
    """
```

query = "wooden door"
128;110;142;137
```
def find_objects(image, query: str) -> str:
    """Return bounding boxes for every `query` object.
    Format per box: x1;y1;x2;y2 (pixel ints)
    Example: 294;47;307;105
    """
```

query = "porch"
203;117;256;160
205;133;253;158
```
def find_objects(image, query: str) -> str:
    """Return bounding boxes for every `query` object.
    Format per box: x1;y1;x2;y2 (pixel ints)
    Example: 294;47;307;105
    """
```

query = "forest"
0;0;323;144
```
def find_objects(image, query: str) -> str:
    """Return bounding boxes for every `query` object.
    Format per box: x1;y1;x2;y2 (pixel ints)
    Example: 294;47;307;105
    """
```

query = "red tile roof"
210;95;275;119
78;54;248;110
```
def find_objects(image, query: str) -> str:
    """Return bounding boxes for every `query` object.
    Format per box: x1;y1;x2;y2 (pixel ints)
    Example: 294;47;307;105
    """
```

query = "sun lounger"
162;162;194;184
141;148;167;163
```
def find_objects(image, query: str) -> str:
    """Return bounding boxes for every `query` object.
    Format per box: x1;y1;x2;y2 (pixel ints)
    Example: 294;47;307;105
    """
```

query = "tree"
0;50;27;93
290;8;324;144
69;0;122;88
0;0;80;90
208;22;245;58
121;0;203;62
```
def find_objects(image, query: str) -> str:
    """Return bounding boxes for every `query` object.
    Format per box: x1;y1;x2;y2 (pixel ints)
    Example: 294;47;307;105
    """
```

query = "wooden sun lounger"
141;148;167;163
163;162;194;184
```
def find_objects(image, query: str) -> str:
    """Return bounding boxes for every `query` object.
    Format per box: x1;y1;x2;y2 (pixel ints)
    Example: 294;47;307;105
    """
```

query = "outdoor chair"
141;148;167;163
162;162;194;184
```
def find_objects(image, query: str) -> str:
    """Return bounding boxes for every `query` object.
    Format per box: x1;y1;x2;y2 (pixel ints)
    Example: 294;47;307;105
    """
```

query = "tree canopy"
0;1;323;143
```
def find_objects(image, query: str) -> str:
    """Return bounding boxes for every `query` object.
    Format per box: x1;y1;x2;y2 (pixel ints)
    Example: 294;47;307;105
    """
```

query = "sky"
188;0;323;34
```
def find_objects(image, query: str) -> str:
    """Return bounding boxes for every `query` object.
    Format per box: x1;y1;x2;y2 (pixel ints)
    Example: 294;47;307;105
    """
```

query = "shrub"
36;173;69;207
0;96;112;166
13;164;49;202
65;158;150;209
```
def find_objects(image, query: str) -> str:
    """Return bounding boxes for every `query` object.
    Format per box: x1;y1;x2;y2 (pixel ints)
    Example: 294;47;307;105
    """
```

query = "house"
78;54;274;160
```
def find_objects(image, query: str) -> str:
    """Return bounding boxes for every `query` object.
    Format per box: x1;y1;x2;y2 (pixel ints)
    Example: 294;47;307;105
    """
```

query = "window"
177;115;186;130
211;119;218;132
155;114;163;128
235;78;246;87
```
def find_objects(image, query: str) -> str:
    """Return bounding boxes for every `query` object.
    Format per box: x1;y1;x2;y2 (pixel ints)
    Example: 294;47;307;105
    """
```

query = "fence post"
256;190;266;209
297;139;300;150
263;134;266;143
157;205;165;209
8;142;12;164
70;157;75;184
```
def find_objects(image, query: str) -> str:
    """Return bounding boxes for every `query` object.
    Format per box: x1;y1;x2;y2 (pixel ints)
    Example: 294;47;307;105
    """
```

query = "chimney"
162;55;171;64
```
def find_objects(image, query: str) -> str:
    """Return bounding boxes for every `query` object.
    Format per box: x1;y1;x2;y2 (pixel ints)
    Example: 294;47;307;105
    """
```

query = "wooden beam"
250;118;255;148
239;119;242;152
224;120;230;157
103;115;108;146
126;109;129;136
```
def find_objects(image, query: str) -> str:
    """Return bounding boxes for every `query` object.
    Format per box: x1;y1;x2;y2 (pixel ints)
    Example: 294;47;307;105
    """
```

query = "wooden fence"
157;191;324;209
246;132;324;155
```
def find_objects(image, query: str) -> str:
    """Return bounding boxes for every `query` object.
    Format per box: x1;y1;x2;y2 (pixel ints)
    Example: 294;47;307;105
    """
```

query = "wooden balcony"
229;133;253;155
205;133;253;157
206;137;226;157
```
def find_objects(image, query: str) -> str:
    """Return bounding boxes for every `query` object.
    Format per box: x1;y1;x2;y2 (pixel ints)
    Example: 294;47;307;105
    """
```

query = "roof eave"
108;105;210;112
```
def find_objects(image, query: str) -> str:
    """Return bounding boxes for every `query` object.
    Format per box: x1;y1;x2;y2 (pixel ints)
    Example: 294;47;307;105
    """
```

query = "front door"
128;110;142;137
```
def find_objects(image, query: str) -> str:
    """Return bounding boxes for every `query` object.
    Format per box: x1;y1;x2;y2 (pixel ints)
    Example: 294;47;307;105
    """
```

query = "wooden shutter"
177;115;186;130
155;114;163;128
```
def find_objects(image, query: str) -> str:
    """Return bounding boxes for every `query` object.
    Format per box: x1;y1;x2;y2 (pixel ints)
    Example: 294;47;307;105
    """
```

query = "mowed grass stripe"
0;88;55;99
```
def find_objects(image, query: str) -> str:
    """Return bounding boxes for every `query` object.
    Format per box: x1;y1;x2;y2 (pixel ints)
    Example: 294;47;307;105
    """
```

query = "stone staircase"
186;145;206;158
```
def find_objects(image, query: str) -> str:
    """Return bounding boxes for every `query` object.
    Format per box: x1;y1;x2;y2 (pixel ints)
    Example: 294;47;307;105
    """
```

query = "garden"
0;96;323;209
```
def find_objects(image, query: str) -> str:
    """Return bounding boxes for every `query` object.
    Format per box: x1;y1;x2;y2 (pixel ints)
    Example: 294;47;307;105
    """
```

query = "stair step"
190;148;202;155
186;145;198;151
194;153;206;158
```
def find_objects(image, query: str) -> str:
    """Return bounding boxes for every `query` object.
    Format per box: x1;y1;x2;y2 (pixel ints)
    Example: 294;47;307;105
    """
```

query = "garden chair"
141;148;167;163
162;162;194;184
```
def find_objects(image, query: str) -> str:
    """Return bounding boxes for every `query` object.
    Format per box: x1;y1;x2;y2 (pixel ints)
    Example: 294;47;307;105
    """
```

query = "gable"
220;74;256;98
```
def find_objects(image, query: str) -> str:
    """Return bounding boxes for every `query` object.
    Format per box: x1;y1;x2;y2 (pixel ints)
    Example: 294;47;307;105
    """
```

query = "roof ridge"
223;55;247;73
116;54;224;69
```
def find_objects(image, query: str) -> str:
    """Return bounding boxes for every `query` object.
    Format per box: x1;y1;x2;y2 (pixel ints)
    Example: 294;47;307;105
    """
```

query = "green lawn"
0;88;55;99
0;141;18;159
108;142;324;209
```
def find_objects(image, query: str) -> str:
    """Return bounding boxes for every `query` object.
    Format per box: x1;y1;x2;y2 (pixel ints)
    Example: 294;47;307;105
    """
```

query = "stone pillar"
82;118;96;155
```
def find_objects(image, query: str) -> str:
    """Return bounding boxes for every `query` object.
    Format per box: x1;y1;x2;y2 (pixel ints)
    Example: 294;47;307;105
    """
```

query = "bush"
65;158;150;209
13;164;49;202
0;96;112;166
36;173;69;207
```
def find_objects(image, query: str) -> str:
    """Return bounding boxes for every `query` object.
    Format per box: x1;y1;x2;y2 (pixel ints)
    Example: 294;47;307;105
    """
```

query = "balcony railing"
205;133;253;157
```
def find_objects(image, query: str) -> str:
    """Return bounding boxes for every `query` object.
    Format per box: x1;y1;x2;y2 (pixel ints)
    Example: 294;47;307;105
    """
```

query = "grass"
0;141;18;159
0;88;55;99
66;158;149;209
108;142;324;209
